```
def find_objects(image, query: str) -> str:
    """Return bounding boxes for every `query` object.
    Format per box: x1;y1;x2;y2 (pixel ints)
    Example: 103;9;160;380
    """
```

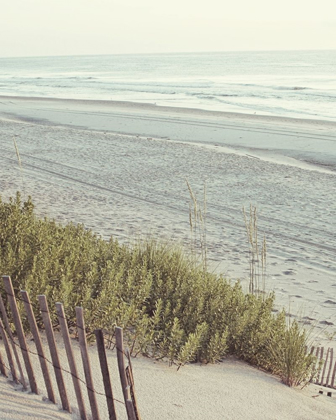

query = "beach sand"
1;332;336;420
0;96;336;418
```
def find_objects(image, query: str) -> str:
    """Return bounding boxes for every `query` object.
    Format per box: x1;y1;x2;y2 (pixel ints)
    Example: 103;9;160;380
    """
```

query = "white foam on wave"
1;51;336;121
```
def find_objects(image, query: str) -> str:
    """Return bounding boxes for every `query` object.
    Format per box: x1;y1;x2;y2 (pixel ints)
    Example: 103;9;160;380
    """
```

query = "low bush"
0;193;315;384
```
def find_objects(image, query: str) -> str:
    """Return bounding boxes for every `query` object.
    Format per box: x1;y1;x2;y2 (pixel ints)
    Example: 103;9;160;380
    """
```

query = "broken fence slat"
125;386;137;420
125;348;141;420
115;327;137;420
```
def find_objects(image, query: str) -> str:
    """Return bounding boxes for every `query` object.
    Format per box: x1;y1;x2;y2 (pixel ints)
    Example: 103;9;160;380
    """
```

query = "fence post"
0;317;18;382
56;302;87;420
95;329;117;420
0;287;26;388
21;290;55;403
2;276;37;393
115;327;137;420
38;295;71;412
76;307;100;420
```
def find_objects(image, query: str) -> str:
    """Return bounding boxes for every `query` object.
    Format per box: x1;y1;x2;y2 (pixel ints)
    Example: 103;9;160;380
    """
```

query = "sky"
0;0;335;57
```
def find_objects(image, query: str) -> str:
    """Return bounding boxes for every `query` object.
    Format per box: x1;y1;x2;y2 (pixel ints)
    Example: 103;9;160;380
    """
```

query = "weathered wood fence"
0;275;141;420
309;346;336;390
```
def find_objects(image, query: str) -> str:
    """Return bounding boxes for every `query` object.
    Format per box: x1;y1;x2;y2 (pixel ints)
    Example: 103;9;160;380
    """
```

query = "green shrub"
267;318;316;386
0;193;316;384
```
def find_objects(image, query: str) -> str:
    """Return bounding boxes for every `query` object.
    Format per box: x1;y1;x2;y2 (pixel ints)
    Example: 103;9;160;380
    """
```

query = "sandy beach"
0;95;336;417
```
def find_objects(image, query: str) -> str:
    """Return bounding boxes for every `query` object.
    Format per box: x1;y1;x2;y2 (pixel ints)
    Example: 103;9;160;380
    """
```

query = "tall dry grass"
186;180;208;271
243;204;267;296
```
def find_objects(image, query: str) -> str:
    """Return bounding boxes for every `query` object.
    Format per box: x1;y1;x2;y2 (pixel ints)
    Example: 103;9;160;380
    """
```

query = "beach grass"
0;192;317;386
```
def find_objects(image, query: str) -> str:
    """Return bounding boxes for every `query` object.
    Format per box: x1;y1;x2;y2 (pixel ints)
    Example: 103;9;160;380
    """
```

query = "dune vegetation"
0;193;317;386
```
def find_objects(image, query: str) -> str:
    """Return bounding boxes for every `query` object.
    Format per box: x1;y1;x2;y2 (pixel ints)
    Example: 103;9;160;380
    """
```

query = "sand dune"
1;333;336;420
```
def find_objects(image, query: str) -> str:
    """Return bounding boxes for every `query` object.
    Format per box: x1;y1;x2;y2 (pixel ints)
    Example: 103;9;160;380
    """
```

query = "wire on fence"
0;292;128;407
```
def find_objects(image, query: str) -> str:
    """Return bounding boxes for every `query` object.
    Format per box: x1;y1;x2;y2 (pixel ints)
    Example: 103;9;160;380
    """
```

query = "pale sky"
0;0;335;57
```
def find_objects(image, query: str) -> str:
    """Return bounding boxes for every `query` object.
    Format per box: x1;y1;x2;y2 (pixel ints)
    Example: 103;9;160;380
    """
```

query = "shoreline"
2;94;336;127
1;94;336;173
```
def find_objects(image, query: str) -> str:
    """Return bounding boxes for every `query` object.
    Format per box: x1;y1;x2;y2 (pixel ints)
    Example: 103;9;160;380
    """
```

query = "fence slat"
0;288;26;387
314;347;320;384
38;295;70;412
2;276;37;393
125;387;137;420
125;348;141;420
325;348;333;387
21;291;55;403
321;348;330;386
95;329;117;420
115;327;137;420
316;347;325;385
76;307;100;420
0;317;18;382
56;303;87;420
330;353;336;389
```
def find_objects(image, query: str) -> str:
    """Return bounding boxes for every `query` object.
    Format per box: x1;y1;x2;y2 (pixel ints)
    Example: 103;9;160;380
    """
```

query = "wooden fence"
309;346;336;390
0;275;141;420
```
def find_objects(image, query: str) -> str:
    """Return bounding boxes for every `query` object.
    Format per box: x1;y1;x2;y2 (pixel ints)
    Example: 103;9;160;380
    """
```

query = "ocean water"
0;50;335;121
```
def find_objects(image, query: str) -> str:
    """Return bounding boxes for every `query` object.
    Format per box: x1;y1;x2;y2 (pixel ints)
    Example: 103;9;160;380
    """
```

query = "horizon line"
1;48;336;60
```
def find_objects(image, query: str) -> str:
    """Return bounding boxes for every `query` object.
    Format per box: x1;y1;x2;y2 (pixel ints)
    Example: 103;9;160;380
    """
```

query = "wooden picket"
0;282;27;388
21;290;56;403
3;276;38;394
116;327;137;420
0;317;18;383
56;302;87;419
76;306;100;420
38;294;71;412
95;329;117;420
309;345;336;390
0;275;140;420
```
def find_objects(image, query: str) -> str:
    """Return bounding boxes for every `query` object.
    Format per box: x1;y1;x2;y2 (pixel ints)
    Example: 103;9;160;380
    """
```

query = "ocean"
0;50;335;121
